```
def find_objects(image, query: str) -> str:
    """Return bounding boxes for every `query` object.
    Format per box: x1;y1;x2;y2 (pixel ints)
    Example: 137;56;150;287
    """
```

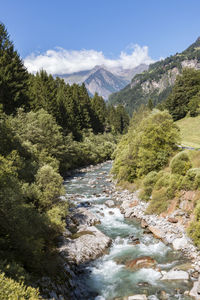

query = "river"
64;161;193;300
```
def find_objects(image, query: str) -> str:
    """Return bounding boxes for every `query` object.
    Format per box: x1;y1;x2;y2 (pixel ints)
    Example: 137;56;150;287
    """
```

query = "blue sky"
1;0;200;74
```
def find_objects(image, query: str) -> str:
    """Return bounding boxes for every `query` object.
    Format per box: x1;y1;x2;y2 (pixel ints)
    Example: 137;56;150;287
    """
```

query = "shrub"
35;165;65;211
0;272;40;299
146;187;169;214
154;171;171;190
188;201;200;248
139;171;158;201
181;168;200;190
112;109;180;182
170;151;192;175
166;174;182;199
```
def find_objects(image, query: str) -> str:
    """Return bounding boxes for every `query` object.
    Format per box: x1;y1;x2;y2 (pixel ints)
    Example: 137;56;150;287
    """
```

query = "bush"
0;272;40;300
154;171;171;190
188;201;200;248
181;168;200;190
35;165;65;211
170;151;192;175
146;187;169;214
139;171;158;201
166;174;182;199
112;109;180;182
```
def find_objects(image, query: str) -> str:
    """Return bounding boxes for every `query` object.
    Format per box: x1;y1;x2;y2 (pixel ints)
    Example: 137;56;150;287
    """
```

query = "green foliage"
188;92;200;117
112;109;179;182
166;174;181;199
188;201;200;248
146;187;169;215
0;23;29;114
165;69;200;120
0;272;40;299
181;168;200;190
34;165;65;211
154;171;171;190
139;171;158;201
170;151;192;175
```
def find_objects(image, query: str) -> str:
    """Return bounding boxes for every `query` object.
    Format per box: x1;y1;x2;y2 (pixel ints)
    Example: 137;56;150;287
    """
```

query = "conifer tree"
0;23;29;114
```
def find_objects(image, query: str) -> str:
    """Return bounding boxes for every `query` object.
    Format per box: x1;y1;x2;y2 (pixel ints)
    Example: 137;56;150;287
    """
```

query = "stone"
105;200;115;208
137;282;149;287
141;220;148;228
108;211;114;215
127;295;147;300
189;281;200;299
71;207;100;226
64;229;72;236
148;226;163;239
161;270;189;281
168;217;178;223
172;237;188;250
124;207;135;218
59;226;111;264
128;235;140;245
126;256;157;271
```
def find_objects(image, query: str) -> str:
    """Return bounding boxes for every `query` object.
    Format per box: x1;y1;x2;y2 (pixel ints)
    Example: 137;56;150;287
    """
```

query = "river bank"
55;161;200;299
38;161;200;299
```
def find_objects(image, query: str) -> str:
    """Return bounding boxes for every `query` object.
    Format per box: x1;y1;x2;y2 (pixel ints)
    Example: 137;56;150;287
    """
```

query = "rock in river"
71;207;100;226
172;237;188;250
126;256;157;271
59;225;111;264
161;269;189;281
105;199;115;208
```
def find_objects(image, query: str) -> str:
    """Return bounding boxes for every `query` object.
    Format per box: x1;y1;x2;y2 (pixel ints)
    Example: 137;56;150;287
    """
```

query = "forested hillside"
109;37;200;114
0;23;129;298
112;66;200;248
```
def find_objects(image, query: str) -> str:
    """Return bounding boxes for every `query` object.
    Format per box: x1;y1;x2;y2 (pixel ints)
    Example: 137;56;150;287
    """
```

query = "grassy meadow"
176;115;200;149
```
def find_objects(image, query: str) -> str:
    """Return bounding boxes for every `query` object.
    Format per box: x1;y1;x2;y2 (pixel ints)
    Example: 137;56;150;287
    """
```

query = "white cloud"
24;44;154;75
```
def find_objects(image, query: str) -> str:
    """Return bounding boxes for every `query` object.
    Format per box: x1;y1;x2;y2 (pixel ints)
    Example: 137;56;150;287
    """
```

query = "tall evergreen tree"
0;23;29;114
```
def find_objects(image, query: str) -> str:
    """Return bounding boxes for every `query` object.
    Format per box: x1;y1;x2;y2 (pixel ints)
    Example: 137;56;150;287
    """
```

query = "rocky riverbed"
40;161;200;299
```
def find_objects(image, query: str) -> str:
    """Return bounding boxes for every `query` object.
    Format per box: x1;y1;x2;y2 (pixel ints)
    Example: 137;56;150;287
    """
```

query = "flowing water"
64;162;193;300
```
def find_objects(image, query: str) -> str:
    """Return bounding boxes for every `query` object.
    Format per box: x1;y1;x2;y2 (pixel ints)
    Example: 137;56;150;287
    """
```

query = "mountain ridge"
57;64;148;100
109;37;200;113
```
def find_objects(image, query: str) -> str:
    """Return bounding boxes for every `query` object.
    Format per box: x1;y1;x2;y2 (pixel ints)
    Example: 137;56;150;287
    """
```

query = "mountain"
58;64;148;100
109;37;200;113
84;66;129;100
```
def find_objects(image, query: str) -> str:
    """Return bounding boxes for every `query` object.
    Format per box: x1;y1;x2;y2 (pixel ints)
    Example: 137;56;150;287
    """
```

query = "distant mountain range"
57;64;148;100
109;37;200;114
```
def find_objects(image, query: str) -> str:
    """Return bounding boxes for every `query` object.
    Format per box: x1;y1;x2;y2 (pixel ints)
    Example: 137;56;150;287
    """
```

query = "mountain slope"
109;37;200;113
58;64;148;100
84;67;129;100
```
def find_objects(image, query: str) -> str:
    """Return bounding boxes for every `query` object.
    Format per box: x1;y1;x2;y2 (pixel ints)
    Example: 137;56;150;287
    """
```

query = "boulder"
141;220;148;228
161;269;189;281
172;237;188;250
189;281;200;299
124;207;135;218
127;295;147;300
148;226;163;239
59;226;111;264
71;207;100;226
129;235;140;245
168;217;178;223
105;200;115;208
126;256;156;271
108;211;114;215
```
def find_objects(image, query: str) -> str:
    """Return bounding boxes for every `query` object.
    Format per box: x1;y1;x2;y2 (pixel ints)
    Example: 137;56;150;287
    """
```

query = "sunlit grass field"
176;115;200;149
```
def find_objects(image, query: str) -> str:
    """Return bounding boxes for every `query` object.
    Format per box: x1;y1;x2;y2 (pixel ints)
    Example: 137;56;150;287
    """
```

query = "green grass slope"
176;115;200;148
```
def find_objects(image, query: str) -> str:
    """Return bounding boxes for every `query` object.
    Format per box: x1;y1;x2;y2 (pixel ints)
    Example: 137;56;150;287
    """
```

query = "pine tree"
0;23;29;114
